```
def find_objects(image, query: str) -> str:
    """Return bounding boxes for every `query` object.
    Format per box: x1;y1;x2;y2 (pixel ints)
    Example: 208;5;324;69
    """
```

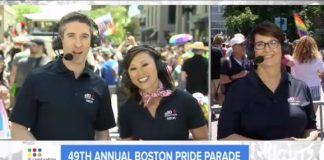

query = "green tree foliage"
224;6;324;40
225;7;258;36
88;6;139;44
299;6;321;30
300;6;324;47
12;5;41;22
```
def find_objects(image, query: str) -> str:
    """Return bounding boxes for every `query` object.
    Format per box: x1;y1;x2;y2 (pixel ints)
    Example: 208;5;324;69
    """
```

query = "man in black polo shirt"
211;35;225;105
220;35;252;94
181;42;208;95
9;12;116;140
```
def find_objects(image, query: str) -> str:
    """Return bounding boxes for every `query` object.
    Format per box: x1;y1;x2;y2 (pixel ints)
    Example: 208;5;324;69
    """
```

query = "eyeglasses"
254;40;280;50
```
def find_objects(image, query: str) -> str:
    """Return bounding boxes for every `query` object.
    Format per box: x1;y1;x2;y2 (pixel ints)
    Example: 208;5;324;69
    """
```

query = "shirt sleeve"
220;57;230;75
12;54;21;66
303;85;318;130
118;102;132;138
9;72;37;128
94;87;116;131
317;59;324;73
181;60;187;71
185;94;207;129
100;65;107;78
217;85;242;139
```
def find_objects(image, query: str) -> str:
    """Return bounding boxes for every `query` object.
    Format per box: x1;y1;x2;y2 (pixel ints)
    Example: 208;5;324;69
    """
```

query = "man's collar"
55;57;92;77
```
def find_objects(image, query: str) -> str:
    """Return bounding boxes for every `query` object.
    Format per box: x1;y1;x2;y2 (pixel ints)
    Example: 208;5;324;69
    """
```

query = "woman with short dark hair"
217;22;319;140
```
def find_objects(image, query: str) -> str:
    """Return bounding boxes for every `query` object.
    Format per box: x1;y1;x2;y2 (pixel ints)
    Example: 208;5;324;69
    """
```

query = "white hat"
229;36;245;47
13;35;30;44
234;33;245;39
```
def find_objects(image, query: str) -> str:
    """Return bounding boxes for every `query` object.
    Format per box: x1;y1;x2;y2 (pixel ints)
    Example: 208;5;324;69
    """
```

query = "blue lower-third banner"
61;144;248;160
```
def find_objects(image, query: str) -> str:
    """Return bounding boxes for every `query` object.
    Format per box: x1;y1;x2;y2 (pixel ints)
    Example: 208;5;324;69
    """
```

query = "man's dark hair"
58;12;94;38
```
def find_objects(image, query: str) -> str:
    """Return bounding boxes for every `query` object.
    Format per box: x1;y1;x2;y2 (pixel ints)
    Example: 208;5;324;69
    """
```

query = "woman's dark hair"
250;21;284;50
122;45;175;103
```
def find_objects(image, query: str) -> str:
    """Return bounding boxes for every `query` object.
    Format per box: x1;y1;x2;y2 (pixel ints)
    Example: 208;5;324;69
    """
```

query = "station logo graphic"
27;148;42;160
26;147;56;160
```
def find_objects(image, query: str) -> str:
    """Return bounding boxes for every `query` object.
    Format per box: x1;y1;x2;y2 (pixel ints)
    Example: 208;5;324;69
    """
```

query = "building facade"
210;5;226;38
140;5;208;47
0;5;16;42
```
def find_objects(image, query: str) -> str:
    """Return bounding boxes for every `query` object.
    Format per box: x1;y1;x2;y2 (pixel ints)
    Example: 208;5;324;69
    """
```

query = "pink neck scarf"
139;81;173;107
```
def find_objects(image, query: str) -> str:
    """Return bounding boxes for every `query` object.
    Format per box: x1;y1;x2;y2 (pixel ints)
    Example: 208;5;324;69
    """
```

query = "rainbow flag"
94;13;116;42
293;13;308;37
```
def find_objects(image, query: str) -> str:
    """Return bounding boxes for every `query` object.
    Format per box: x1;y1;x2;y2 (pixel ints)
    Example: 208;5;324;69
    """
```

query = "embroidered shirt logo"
164;109;177;120
84;93;95;104
287;96;301;105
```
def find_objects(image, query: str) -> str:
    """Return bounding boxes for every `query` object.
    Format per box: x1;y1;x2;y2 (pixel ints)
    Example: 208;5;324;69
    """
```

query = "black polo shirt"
118;89;206;140
211;47;223;80
217;70;317;140
10;57;116;140
182;55;208;95
220;55;252;94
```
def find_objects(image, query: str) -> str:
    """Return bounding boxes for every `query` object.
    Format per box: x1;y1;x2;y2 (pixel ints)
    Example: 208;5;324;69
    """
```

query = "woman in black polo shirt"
217;22;319;140
118;45;208;140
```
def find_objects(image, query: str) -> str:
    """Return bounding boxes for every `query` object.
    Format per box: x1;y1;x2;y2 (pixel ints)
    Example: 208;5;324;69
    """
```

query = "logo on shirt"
164;109;177;120
287;96;301;106
84;93;95;104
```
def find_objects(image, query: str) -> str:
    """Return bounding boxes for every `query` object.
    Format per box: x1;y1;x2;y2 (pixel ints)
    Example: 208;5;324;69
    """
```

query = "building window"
169;5;176;24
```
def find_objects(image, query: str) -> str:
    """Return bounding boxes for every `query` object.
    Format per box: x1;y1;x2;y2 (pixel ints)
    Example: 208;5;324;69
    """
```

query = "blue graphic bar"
61;145;248;160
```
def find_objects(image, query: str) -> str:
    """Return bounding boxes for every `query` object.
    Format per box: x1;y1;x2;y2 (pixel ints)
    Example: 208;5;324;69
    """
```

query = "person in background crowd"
218;22;318;140
161;45;177;72
181;42;208;95
220;34;252;95
8;25;18;38
118;45;208;140
225;33;245;57
291;36;324;101
86;49;102;76
171;46;185;89
0;54;10;114
10;12;116;140
8;40;31;112
0;54;10;139
211;35;225;105
0;32;13;55
9;42;31;86
13;39;50;96
101;47;119;95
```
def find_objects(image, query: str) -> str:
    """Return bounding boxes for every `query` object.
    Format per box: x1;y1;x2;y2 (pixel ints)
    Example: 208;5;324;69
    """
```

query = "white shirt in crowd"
291;58;324;87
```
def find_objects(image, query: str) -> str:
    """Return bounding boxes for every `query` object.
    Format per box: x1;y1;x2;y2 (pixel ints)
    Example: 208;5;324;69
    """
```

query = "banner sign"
61;145;249;160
